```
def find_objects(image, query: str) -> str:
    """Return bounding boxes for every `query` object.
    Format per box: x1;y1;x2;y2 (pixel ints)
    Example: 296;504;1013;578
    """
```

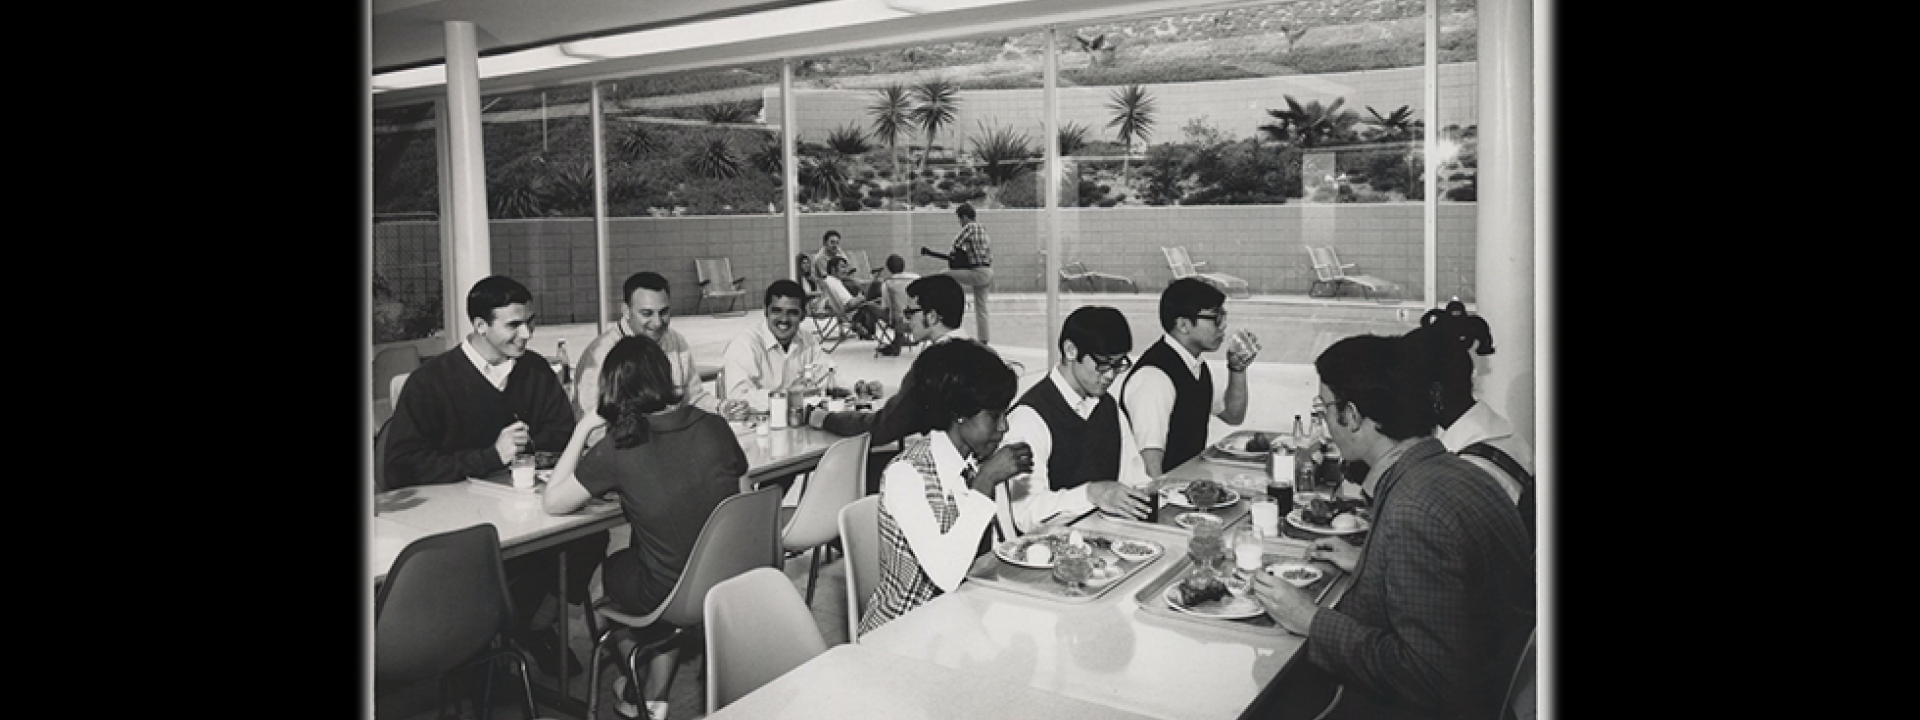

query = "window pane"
373;101;442;343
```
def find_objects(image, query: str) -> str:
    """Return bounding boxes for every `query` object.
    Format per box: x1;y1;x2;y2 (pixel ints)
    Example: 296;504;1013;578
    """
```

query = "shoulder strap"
1460;442;1532;491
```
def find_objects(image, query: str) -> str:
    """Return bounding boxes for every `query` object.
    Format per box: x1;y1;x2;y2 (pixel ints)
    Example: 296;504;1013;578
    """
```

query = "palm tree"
867;84;914;194
1261;95;1360;149
1106;84;1157;182
1364;105;1418;143
908;79;961;174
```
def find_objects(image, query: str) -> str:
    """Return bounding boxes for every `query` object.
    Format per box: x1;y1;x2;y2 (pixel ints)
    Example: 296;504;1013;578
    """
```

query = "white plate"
1266;563;1324;588
1213;432;1284;459
1162;483;1242;510
995;537;1058;569
1174;511;1223;530
1164;582;1266;619
1285;509;1371;535
1111;539;1163;563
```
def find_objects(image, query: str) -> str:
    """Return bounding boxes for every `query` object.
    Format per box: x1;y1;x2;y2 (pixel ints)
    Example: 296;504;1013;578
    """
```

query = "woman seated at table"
543;334;748;720
860;338;1028;635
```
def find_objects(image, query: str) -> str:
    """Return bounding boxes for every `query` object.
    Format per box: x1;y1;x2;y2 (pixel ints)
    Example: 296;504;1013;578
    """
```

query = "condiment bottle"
769;388;789;429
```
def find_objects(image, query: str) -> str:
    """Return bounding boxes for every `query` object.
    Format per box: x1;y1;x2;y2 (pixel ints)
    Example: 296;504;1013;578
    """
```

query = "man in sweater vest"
381;275;606;678
1001;306;1155;533
1119;278;1262;479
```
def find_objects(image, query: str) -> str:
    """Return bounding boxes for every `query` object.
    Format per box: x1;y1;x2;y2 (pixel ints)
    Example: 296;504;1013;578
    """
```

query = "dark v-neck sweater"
1120;337;1213;471
383;345;574;489
1015;378;1123;491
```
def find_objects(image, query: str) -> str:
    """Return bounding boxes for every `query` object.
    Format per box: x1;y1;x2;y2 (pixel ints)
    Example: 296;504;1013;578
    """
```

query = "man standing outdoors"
1001;306;1154;533
572;271;734;421
720;279;836;416
1119;277;1262;479
920;202;992;343
1248;334;1533;720
382;275;606;677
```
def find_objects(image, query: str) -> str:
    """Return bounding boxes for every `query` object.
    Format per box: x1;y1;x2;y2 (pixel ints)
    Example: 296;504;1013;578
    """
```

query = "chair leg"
805;545;823;606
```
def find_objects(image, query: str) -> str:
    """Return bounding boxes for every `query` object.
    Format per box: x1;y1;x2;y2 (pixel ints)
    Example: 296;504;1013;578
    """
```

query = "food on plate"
1244;433;1272;453
1184;479;1228;507
1300;497;1369;527
1023;543;1053;565
1331;514;1361;531
1267;563;1324;587
1113;540;1156;561
1175;574;1230;606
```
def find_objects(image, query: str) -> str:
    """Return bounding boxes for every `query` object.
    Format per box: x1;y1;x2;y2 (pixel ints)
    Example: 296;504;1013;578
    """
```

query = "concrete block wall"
374;203;1479;325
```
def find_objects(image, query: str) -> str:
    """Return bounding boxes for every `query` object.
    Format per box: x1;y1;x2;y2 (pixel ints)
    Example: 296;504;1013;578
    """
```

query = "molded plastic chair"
1162;246;1250;298
374;345;421;401
374;418;392;493
375;524;540;720
389;372;410;407
584;485;782;720
695;258;748;316
836;495;881;642
780;434;869;604
1502;627;1538;720
702;567;830;713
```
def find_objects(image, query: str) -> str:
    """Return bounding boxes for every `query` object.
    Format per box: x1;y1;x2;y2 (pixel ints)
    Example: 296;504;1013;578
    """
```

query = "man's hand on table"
1310;536;1362;573
1251;570;1319;634
1089;481;1152;520
718;399;750;421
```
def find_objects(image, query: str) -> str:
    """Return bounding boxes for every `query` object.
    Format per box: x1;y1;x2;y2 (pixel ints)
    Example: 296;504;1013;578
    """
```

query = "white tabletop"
372;424;847;583
857;513;1307;720
707;644;1162;720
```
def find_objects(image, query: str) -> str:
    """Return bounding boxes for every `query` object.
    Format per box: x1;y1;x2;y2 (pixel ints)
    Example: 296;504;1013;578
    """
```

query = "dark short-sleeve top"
576;405;748;614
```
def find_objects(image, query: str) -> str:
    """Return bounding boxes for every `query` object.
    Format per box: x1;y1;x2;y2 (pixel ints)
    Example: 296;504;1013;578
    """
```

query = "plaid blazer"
1306;439;1534;720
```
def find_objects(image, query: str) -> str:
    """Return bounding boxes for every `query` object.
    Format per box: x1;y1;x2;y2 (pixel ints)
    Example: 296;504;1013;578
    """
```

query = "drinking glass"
510;453;536;489
1053;543;1093;596
1187;516;1226;571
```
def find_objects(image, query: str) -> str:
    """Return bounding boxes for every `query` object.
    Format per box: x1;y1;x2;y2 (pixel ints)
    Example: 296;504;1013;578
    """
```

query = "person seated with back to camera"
542;334;748;720
859;338;1034;635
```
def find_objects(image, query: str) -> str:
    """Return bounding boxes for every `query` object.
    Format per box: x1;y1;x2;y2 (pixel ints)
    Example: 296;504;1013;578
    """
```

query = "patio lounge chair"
809;277;887;354
1306;245;1401;301
695;258;749;316
1162;246;1250;299
1058;261;1137;294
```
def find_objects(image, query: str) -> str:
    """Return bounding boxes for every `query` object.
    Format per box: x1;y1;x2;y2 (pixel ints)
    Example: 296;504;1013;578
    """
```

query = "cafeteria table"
371;423;847;716
705;643;1162;720
856;511;1310;720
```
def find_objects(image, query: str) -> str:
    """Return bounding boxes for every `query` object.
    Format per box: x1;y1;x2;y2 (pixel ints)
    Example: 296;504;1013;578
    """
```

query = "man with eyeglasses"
998;306;1155;532
719;279;836;418
1119;277;1262;479
572;271;733;421
1246;333;1532;720
809;275;1025;492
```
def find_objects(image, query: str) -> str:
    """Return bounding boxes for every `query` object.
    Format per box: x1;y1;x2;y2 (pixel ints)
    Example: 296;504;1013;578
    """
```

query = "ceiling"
372;0;831;74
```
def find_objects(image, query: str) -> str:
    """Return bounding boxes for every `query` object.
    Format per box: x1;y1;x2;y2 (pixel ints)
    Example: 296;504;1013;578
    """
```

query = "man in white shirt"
821;256;881;339
1119;278;1262;479
810;229;847;285
1002;306;1155;533
719;279;836;417
572;271;738;421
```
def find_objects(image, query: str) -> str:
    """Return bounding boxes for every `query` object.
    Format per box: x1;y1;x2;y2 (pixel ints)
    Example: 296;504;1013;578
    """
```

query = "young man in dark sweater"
381;275;606;678
1001;306;1155;533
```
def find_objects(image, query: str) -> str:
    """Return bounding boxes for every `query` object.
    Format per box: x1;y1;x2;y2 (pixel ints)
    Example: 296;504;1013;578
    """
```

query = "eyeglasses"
1311;396;1340;416
1192;311;1227;325
902;307;924;317
1086;354;1132;376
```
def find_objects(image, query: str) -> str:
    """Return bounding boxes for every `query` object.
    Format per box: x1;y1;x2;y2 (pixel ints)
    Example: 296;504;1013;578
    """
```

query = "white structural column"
1476;0;1534;446
591;81;611;331
782;61;799;282
1042;27;1061;369
441;20;492;345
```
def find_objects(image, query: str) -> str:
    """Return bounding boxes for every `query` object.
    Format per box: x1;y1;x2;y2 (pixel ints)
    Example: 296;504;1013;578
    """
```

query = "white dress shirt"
1439;401;1535;503
460;337;515;391
1120;333;1227;453
720;318;836;412
1002;368;1151;533
573;324;716;419
879;431;999;592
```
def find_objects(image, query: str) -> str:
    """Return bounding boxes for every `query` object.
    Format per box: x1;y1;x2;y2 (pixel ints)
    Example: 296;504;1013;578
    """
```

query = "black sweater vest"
1015;378;1123;491
1122;338;1212;470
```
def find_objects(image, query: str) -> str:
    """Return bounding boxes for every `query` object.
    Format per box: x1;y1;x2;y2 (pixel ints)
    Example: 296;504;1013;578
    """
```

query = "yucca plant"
969;121;1035;208
686;138;743;179
1364;105;1418;143
825;123;872;156
1057;122;1090;156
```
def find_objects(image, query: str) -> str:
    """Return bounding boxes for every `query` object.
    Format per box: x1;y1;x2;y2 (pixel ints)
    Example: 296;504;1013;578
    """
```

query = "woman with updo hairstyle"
543;334;748;719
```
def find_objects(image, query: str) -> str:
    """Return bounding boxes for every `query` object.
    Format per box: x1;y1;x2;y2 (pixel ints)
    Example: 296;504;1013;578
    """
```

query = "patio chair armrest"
1192;261;1210;269
699;279;714;287
731;277;746;287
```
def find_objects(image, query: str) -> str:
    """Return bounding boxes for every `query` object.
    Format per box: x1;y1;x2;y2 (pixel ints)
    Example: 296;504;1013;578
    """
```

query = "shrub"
1097;198;1119;208
862;196;883;209
838;197;865;212
912;188;936;205
938;179;955;191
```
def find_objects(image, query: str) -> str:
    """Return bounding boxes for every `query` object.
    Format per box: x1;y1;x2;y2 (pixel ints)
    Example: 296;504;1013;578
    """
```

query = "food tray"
966;526;1169;604
1132;539;1345;638
1199;430;1279;468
